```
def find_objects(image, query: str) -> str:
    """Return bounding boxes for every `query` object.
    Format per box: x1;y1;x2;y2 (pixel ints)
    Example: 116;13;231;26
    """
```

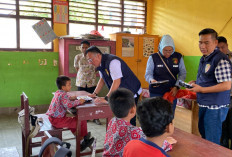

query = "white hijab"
158;34;175;56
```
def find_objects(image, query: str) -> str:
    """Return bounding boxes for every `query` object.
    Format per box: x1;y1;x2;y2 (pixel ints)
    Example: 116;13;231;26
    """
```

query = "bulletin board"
143;37;155;57
53;0;68;24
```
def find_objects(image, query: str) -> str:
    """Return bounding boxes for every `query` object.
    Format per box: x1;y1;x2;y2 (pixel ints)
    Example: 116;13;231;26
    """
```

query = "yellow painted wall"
53;23;67;52
147;0;232;56
53;0;68;52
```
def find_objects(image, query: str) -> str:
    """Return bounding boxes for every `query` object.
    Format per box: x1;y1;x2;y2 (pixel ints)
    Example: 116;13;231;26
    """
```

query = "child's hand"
162;137;177;152
69;96;77;101
166;136;177;144
78;99;85;104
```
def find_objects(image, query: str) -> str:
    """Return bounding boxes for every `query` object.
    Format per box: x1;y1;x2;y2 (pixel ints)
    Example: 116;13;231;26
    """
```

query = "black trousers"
77;86;96;94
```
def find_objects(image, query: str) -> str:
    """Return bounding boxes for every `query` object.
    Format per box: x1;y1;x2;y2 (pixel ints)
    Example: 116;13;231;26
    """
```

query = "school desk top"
168;128;232;157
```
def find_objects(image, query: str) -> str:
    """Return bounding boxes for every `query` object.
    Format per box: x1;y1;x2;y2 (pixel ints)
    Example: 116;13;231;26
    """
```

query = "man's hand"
88;93;97;98
188;83;203;93
94;97;108;104
188;80;196;84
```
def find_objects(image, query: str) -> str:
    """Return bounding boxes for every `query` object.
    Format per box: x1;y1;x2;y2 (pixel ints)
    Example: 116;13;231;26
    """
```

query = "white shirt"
99;59;142;97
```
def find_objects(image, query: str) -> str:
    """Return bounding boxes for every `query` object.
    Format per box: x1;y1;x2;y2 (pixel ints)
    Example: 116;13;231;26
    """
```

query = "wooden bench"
20;92;68;157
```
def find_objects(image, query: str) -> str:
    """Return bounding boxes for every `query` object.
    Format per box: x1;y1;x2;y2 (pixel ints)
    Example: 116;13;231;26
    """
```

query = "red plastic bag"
90;30;103;37
163;89;196;103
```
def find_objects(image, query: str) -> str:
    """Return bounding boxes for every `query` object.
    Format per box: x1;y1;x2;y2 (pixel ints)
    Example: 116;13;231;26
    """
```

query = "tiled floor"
0;114;106;157
0;105;194;157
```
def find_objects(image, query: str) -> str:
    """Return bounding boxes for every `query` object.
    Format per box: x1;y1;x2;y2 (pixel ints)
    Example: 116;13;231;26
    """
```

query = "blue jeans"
198;107;229;145
150;93;177;112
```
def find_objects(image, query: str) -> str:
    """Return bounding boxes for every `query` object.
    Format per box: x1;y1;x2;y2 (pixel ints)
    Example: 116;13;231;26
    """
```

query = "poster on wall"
143;37;154;57
32;18;57;45
122;36;134;57
98;46;110;54
53;0;68;24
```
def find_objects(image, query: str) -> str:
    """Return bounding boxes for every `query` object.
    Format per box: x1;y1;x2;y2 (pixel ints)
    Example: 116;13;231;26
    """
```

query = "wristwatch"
93;92;98;96
104;96;109;101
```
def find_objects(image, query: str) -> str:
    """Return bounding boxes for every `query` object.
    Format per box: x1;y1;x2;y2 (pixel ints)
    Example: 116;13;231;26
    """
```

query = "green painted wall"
0;51;59;107
183;56;201;82
0;54;199;108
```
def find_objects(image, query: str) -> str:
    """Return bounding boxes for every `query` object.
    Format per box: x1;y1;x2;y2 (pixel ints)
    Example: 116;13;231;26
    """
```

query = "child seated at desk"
123;97;175;157
46;75;94;151
103;88;174;157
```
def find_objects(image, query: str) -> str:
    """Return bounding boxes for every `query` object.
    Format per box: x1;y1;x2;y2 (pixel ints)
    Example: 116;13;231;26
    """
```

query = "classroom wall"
3;0;232;108
147;0;232;81
54;23;67;52
0;4;68;108
0;52;59;107
0;21;66;108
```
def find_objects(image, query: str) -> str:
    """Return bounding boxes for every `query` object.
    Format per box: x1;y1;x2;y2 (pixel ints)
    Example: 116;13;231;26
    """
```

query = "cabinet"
58;38;116;91
109;33;159;88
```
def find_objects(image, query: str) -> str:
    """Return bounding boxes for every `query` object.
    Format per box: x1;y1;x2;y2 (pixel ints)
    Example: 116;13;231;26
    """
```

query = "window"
69;23;95;37
0;0;52;51
69;0;146;38
69;0;96;23
124;0;145;27
98;0;121;26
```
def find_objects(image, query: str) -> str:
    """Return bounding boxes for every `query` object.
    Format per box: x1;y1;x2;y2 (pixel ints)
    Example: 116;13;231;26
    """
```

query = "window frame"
0;0;53;52
68;0;147;35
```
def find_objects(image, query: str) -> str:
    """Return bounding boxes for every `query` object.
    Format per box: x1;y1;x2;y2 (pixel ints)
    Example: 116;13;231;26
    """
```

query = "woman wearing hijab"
145;35;186;111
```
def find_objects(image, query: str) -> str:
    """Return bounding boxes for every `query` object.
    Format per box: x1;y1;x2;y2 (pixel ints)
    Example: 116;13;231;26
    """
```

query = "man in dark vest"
189;28;231;145
85;46;142;126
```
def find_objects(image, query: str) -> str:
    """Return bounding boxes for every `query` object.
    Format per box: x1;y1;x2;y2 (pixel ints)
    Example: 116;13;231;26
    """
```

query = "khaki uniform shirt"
74;53;96;87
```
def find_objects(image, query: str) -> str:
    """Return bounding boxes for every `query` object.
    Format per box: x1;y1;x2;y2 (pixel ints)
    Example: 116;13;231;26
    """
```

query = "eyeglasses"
87;53;98;63
87;58;93;63
163;49;173;54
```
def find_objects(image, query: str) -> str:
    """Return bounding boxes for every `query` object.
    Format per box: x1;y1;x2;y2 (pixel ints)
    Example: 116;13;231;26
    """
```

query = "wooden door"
110;33;139;77
138;35;159;88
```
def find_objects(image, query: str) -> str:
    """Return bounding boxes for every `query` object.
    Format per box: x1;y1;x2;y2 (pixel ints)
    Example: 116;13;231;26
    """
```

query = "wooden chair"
20;92;68;157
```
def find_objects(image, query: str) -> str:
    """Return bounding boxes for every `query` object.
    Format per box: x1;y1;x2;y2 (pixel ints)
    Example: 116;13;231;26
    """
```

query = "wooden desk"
68;91;113;157
175;99;201;136
168;128;232;157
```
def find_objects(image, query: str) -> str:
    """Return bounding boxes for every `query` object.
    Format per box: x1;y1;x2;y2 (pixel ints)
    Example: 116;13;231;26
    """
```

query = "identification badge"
172;58;179;64
105;69;109;76
157;65;163;67
205;64;211;73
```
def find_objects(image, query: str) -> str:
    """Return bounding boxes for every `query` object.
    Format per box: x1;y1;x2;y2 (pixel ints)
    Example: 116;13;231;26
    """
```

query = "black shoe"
84;132;91;141
80;137;94;152
93;119;102;125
